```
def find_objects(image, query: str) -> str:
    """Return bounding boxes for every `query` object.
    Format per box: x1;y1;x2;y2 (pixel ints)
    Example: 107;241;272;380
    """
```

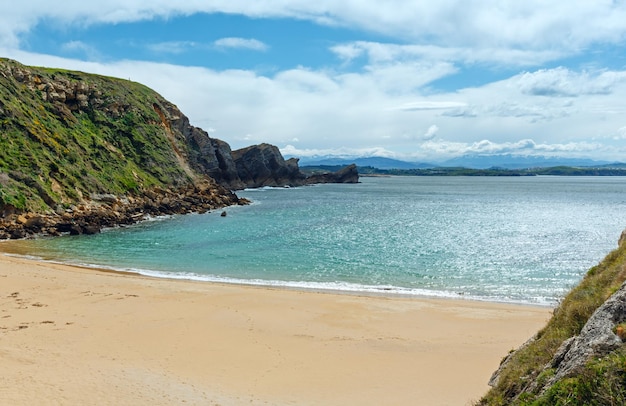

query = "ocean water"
3;176;626;305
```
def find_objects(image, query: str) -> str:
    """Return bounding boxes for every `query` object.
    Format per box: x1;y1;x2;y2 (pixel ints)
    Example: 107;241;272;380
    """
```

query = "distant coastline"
303;164;626;177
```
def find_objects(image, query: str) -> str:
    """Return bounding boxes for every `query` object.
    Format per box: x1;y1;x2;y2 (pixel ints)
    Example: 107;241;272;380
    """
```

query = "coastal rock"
304;164;359;185
541;281;626;389
150;98;356;190
619;229;626;247
156;100;245;190
232;143;307;188
1;180;246;240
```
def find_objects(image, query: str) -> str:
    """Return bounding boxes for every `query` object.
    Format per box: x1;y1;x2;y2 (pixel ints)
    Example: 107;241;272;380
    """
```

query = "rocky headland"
0;58;357;239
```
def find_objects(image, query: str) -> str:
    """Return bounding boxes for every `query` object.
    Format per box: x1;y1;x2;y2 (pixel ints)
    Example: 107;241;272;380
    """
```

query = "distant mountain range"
296;157;433;170
296;154;623;170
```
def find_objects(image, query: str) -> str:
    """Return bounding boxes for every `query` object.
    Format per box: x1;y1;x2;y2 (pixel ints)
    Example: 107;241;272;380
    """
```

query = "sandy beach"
0;253;551;405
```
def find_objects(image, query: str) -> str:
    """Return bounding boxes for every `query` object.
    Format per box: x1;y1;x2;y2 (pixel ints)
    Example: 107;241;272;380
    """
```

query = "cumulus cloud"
419;139;606;159
283;138;614;162
515;68;626;97
3;2;626;54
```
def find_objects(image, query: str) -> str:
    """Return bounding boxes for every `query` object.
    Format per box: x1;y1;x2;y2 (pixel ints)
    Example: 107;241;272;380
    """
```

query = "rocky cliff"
231;143;306;188
230;144;358;188
0;58;358;239
479;231;626;405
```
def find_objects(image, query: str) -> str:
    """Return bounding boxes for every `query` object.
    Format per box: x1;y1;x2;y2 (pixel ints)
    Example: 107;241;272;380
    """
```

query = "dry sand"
0;253;551;405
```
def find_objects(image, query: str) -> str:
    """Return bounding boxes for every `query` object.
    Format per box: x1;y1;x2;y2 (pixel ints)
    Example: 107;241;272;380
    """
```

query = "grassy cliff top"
0;58;195;214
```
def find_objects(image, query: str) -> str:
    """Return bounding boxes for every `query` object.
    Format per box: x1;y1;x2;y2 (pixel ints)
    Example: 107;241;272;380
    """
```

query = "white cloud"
392;101;467;111
363;61;458;93
3;2;626;55
422;125;439;140
282;138;619;162
331;41;565;67
213;37;268;52
515;68;626;97
145;38;268;54
418;139;608;160
0;0;625;170
281;145;398;159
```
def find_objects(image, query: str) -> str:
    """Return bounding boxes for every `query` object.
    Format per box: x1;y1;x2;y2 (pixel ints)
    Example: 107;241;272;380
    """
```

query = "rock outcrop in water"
0;58;358;239
303;164;359;185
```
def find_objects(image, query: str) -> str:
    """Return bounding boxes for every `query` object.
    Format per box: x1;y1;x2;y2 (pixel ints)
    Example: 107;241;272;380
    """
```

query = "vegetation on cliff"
0;58;200;213
0;58;252;239
479;234;626;405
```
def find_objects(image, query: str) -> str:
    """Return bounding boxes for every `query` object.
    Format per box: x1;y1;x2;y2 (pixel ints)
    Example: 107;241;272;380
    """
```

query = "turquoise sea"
2;176;626;305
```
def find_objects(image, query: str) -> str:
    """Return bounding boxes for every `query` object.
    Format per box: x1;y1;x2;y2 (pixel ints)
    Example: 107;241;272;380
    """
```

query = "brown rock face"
148;99;357;190
231;143;307;188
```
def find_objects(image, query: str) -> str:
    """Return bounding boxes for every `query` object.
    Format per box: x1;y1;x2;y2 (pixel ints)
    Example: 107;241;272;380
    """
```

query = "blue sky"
2;1;626;162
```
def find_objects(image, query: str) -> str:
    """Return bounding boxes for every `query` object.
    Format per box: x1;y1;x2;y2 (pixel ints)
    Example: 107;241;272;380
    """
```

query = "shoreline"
0;253;552;405
3;250;554;308
0;241;555;307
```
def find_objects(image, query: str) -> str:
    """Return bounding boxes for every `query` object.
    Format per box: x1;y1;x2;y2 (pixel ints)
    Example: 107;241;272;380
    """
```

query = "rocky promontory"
0;58;358;239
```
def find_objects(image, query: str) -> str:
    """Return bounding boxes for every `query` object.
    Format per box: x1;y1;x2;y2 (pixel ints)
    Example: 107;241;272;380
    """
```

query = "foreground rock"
541;281;626;389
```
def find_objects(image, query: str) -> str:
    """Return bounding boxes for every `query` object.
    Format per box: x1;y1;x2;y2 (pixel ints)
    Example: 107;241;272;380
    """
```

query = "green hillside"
0;58;195;214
